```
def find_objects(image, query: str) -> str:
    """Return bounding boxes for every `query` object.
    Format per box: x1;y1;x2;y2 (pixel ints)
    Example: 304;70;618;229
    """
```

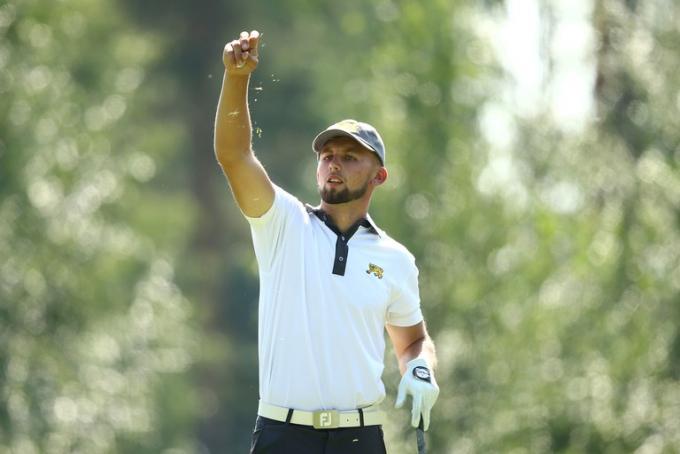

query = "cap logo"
336;120;361;133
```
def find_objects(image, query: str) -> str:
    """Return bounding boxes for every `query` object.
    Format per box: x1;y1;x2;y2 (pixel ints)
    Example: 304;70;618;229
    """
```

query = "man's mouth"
327;176;343;185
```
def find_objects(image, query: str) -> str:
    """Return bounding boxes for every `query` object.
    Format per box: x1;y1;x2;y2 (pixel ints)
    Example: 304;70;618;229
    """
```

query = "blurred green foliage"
0;0;199;451
1;0;679;452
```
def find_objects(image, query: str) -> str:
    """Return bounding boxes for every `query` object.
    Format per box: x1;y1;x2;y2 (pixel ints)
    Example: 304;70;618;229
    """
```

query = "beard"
319;179;370;204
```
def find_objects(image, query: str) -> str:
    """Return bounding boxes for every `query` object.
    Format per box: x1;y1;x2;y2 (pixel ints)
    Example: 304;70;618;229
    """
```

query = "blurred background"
1;0;679;452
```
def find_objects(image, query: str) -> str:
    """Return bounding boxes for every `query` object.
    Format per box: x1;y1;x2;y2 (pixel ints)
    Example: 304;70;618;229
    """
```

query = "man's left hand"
395;358;440;431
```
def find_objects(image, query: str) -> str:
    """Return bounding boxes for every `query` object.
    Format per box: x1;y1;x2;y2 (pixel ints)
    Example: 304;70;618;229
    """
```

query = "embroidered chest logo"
366;263;384;279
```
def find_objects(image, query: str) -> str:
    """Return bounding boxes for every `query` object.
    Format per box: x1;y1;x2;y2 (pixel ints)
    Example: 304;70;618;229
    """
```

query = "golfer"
214;30;440;453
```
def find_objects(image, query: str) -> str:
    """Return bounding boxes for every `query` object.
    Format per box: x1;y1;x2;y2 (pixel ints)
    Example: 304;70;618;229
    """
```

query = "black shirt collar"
305;204;380;276
305;204;381;237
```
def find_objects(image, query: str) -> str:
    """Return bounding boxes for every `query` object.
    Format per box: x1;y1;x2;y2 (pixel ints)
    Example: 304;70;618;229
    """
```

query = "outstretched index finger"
249;30;261;57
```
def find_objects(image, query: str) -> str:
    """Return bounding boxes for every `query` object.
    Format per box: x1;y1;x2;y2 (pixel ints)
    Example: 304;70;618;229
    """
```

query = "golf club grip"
416;417;426;454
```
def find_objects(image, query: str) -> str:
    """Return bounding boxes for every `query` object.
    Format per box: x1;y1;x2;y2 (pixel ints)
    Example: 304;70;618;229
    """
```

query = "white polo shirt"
245;185;423;411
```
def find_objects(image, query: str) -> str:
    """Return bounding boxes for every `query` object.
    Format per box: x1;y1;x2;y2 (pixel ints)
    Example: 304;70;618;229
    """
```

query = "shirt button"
338;257;344;261
341;236;345;241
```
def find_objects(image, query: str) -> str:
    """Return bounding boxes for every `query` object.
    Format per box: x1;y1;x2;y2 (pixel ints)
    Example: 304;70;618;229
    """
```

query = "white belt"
257;401;386;429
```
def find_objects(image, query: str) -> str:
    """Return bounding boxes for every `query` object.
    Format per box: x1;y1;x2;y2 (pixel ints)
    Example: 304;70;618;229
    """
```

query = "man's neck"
319;200;370;233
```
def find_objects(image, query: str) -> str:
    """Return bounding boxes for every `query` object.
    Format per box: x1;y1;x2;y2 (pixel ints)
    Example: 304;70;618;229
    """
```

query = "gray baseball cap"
312;119;386;165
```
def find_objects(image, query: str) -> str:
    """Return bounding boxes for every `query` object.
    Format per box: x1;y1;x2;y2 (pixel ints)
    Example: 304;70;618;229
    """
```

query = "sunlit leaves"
289;0;680;452
0;0;197;451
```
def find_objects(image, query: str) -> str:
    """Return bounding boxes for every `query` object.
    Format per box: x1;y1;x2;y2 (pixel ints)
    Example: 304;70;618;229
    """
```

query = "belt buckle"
312;409;340;429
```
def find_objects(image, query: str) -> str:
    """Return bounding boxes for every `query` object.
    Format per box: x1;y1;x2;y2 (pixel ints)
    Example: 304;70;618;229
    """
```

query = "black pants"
250;416;387;454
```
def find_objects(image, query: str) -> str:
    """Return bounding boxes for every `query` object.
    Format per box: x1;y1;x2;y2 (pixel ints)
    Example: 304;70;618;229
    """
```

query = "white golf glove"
395;358;440;430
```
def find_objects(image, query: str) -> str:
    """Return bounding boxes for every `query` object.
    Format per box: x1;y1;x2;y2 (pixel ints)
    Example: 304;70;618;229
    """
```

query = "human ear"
372;167;388;186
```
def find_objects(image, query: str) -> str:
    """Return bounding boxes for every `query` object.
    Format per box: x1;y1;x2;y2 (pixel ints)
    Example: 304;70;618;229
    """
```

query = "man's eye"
343;155;356;161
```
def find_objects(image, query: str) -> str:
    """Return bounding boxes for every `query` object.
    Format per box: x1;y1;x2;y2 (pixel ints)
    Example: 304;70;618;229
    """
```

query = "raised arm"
214;30;275;218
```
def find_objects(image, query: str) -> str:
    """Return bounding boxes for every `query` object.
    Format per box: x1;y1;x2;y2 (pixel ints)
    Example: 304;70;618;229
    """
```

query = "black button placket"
306;206;369;276
325;218;362;276
333;233;350;276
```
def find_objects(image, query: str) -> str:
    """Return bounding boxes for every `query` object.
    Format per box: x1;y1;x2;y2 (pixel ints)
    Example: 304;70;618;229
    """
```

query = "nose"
328;155;341;171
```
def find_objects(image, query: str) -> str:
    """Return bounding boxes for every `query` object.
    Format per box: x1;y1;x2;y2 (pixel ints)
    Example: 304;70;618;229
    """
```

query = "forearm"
397;334;437;375
394;331;440;431
214;71;252;165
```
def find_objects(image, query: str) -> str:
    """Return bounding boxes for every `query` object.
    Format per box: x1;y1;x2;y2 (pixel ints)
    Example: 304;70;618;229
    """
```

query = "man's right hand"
223;30;260;76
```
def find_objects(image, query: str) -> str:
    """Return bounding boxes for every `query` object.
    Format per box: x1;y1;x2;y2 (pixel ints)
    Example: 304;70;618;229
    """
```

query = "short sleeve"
244;185;306;272
386;257;423;326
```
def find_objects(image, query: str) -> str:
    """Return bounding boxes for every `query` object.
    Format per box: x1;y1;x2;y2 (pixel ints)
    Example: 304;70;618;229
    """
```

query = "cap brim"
312;129;383;164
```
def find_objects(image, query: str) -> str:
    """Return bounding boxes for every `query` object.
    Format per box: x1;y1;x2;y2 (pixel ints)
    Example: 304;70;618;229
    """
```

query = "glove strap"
407;358;432;383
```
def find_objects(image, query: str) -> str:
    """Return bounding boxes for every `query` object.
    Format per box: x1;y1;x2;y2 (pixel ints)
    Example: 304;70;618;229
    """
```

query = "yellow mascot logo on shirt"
366;263;384;279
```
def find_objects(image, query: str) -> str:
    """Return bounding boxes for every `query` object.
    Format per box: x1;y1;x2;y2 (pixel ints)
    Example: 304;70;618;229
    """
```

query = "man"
214;30;439;453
